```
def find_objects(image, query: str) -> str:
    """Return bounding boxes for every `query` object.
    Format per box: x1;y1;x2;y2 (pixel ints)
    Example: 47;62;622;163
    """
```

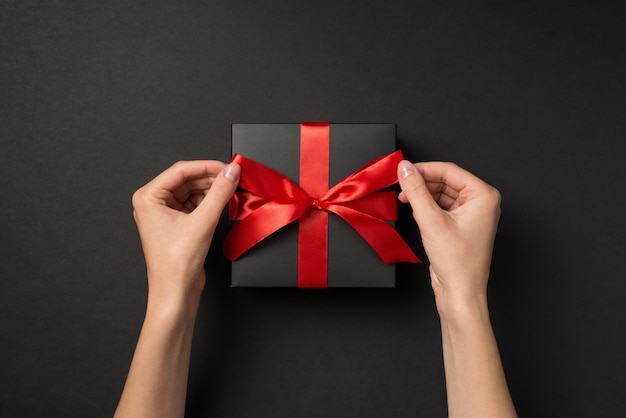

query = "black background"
1;1;625;417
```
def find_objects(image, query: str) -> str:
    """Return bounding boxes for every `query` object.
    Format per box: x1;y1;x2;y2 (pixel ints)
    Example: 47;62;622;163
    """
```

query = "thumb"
397;160;442;227
194;162;240;233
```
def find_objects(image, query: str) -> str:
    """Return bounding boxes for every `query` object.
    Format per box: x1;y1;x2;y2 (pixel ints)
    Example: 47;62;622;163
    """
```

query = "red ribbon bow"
224;147;420;287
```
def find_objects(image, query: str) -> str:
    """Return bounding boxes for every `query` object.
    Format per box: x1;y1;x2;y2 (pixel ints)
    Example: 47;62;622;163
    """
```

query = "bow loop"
320;151;405;203
233;154;309;202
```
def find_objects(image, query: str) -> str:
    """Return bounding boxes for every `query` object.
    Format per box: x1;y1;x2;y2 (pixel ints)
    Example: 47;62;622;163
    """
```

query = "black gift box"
230;123;398;287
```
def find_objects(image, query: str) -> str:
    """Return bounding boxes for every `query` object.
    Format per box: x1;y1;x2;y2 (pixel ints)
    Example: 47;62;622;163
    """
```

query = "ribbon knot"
311;198;326;210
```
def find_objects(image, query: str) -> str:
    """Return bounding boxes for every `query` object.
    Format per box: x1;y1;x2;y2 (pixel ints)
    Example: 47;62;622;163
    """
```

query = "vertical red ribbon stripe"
298;123;330;288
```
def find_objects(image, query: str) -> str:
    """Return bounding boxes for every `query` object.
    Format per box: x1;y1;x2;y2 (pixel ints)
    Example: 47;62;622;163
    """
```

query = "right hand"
397;160;501;316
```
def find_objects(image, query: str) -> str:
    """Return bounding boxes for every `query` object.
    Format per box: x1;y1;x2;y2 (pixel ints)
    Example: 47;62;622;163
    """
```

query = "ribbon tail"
327;205;420;264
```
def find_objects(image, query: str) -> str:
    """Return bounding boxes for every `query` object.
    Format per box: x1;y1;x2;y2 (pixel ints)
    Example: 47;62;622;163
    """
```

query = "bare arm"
398;160;517;418
114;161;240;418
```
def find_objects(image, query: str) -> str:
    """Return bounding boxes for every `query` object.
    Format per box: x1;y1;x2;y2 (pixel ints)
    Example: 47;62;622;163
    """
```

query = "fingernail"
398;160;416;179
223;163;241;182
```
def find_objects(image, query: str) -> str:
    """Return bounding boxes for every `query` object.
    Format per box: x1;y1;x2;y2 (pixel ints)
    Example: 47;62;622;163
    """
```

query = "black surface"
231;123;396;287
1;1;625;417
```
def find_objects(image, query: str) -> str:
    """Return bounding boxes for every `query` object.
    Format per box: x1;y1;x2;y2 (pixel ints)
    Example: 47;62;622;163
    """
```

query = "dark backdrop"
1;1;625;417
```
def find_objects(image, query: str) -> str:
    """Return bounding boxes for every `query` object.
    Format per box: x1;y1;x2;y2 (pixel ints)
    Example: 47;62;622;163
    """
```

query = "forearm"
114;289;201;418
438;294;517;418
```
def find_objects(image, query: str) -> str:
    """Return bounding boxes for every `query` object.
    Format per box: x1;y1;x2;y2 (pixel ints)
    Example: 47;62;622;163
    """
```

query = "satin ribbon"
298;123;331;287
224;126;420;287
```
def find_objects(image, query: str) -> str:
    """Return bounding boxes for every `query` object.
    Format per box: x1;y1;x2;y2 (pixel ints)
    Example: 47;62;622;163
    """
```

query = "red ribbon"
224;123;420;287
298;123;331;287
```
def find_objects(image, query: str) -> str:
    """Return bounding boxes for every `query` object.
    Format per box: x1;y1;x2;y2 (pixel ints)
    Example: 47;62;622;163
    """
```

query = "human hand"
131;160;240;311
397;161;501;317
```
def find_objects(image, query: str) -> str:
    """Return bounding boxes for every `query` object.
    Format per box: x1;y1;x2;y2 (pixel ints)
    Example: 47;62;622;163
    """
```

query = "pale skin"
114;159;516;418
397;160;517;418
114;160;241;418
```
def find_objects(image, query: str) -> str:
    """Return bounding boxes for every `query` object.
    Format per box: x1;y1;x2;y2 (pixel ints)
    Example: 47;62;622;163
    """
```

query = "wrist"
145;273;204;324
146;293;201;324
435;290;490;330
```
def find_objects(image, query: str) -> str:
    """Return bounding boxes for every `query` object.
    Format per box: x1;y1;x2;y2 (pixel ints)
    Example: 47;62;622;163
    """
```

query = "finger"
179;190;211;214
150;160;227;193
148;161;226;208
418;162;499;213
434;192;457;210
398;180;460;204
414;162;480;194
182;200;194;213
192;163;241;238
171;176;218;207
397;160;444;226
184;176;220;192
425;180;460;200
188;191;206;208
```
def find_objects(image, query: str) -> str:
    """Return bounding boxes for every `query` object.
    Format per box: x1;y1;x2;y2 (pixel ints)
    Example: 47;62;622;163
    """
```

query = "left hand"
131;160;240;307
